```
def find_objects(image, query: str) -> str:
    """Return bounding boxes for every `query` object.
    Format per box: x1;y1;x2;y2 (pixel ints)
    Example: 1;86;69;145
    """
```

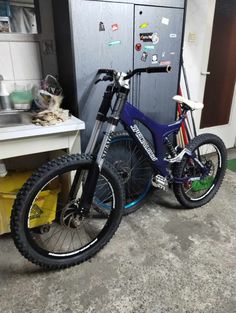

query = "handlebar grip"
146;66;171;73
124;66;171;80
97;69;115;75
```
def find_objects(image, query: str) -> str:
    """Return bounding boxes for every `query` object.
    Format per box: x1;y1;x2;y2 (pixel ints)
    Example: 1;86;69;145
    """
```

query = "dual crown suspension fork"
72;87;129;215
69;85;114;212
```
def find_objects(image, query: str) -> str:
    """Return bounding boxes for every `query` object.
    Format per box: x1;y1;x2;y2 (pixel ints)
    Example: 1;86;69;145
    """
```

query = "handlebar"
96;65;171;84
124;65;171;80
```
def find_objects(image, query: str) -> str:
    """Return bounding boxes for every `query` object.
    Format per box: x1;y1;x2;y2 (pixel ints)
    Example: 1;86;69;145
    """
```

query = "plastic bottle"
0;75;12;110
0;160;7;177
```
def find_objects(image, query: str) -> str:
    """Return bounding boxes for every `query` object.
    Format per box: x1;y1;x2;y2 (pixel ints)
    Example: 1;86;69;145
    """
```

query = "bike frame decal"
130;124;158;161
120;102;184;176
101;131;114;159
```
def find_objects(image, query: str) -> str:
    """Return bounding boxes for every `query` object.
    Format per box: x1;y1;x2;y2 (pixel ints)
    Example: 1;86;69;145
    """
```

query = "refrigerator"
53;0;187;148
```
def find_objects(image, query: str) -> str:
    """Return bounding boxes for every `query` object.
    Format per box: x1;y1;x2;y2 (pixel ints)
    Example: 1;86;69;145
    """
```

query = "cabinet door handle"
201;71;211;75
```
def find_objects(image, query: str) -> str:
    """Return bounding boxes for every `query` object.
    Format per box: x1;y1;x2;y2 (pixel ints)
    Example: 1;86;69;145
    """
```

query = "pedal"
152;174;168;191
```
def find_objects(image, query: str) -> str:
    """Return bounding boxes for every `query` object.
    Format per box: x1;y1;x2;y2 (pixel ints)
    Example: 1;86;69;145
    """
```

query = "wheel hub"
60;202;84;229
114;160;131;183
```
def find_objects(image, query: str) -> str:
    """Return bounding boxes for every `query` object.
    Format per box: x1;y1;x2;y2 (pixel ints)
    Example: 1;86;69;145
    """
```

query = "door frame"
183;0;236;148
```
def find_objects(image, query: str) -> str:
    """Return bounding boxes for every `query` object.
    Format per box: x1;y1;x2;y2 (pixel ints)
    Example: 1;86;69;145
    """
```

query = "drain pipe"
0;160;7;177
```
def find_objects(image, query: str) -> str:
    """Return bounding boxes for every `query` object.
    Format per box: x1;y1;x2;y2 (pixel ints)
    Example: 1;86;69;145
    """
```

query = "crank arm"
174;176;201;184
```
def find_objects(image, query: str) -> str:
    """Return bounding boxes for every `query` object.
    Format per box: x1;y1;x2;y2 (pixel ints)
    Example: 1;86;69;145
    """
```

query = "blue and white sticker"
170;34;177;38
144;45;155;51
152;33;159;45
152;54;158;64
108;40;121;46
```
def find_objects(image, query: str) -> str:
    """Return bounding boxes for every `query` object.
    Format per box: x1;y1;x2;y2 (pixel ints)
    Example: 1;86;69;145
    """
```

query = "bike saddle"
173;95;204;111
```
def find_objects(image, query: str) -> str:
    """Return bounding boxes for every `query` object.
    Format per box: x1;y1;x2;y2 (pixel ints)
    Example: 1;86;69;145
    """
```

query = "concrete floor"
0;168;236;312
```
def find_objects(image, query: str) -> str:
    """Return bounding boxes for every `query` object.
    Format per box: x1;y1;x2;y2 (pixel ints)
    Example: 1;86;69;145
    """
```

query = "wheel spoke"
180;141;224;201
107;133;153;211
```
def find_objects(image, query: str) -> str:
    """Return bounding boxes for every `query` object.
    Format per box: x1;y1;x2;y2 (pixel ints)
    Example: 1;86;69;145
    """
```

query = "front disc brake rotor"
60;202;83;228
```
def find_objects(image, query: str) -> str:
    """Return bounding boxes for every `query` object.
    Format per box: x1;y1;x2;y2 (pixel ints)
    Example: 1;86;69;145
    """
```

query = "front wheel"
173;133;227;208
11;154;124;269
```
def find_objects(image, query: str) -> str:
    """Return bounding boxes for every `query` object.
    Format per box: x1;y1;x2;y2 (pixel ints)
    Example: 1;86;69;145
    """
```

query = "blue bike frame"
120;101;185;177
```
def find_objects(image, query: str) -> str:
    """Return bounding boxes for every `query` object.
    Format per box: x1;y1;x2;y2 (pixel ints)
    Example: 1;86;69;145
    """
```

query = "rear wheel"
11;154;124;269
173;134;227;208
105;131;153;214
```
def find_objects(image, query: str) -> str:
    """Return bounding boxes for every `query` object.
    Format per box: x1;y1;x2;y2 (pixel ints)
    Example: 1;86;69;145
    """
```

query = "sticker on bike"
130;124;158;161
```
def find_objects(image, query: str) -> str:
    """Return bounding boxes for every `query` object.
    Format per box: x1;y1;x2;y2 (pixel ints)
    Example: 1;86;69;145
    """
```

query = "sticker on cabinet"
144;45;155;51
140;33;153;42
141;51;148;62
151;33;159;45
161;17;169;25
139;23;149;29
99;22;105;32
108;40;121;46
151;54;158;64
135;43;142;51
112;24;119;31
160;60;171;66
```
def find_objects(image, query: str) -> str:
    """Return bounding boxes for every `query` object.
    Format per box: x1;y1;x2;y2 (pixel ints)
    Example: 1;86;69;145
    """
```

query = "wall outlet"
188;32;197;43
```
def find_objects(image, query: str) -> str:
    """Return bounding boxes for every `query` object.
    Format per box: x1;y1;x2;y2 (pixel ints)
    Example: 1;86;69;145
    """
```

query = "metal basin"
0;111;32;128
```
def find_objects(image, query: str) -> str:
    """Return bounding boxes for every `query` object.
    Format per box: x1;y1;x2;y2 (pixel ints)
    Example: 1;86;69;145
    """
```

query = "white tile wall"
0;42;14;80
0;40;43;96
0;0;56;96
5;80;41;93
4;81;16;93
10;42;42;80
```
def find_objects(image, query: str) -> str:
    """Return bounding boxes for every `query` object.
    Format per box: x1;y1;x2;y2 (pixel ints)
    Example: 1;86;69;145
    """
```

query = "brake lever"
103;76;113;82
95;79;102;85
95;75;113;85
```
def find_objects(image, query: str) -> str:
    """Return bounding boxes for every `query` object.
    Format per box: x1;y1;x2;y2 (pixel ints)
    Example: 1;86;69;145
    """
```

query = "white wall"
0;39;42;94
183;0;236;148
0;0;57;95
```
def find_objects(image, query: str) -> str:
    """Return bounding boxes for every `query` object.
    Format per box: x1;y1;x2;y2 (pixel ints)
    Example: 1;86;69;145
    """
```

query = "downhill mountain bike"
11;66;227;269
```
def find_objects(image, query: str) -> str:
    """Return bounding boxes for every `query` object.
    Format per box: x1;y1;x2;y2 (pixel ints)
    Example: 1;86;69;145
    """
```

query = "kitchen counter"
0;116;85;159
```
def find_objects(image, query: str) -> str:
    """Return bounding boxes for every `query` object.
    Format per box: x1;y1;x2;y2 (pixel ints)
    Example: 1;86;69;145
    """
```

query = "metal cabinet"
70;0;134;147
133;5;184;124
53;0;187;148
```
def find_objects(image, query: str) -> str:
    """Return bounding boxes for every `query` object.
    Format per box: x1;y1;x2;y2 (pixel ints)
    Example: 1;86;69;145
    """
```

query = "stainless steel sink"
0;111;32;128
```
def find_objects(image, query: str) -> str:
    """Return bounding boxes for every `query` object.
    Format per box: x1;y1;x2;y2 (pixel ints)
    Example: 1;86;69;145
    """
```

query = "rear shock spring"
165;137;177;158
